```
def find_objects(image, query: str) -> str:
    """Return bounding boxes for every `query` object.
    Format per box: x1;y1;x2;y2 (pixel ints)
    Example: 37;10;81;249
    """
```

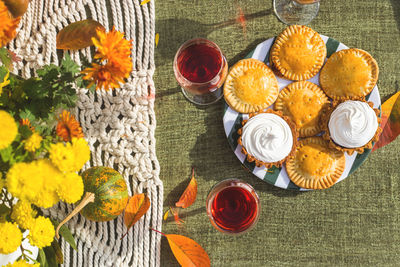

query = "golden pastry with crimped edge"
274;81;329;137
269;25;326;81
286;137;346;190
237;109;298;169
223;58;279;114
320;100;382;156
319;48;379;100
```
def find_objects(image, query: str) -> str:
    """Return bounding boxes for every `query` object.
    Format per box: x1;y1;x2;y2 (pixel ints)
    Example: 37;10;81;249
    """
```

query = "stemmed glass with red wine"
174;38;228;105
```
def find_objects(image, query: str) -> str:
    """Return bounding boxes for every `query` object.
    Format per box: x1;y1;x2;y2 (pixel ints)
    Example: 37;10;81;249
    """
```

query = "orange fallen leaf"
151;229;210;267
170;207;184;225
140;0;151;5
176;168;197;209
236;6;247;39
155;33;159;47
56;19;105;50
121;193;150;239
373;91;400;151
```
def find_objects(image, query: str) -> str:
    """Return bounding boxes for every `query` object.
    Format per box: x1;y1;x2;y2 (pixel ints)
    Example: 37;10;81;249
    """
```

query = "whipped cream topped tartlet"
321;100;381;155
238;110;297;168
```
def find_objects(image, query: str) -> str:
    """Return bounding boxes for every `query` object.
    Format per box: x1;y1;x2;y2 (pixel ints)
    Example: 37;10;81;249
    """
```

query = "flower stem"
149;228;165;236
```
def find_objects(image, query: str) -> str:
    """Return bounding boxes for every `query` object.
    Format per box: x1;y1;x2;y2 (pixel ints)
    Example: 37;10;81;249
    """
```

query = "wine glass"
206;179;260;235
273;0;320;25
173;38;228;105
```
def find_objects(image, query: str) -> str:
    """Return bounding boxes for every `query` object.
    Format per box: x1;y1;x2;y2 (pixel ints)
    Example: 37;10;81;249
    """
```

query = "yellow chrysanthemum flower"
4;259;40;267
0;1;20;48
0;110;18;149
0;222;22;254
24;132;42;152
27;216;55;248
57;172;84;203
30;160;62;208
0;70;10;95
7;160;63;208
71;138;90;170
49;142;77;173
7;162;42;202
11;201;36;230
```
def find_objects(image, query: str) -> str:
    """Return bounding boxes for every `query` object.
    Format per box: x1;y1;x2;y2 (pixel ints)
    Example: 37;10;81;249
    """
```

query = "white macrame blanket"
9;0;163;266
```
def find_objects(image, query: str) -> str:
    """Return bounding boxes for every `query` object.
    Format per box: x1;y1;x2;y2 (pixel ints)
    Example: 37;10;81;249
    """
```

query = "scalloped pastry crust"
275;81;329;137
270;25;326;81
320;100;382;155
286;137;346;190
237;109;298;168
223;58;279;114
319;48;379;100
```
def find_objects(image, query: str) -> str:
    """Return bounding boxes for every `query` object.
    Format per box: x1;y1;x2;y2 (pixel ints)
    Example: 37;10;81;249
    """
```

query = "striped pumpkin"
80;166;129;222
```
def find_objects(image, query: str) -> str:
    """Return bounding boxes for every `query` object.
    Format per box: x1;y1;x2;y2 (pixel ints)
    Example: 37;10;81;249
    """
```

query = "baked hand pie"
270;25;326;81
286;137;346;190
238;109;297;168
224;58;279;113
319;48;379;100
274;81;329;137
321;100;382;155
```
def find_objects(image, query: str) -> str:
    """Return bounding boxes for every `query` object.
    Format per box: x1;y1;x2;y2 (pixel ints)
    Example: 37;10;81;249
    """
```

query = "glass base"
181;87;223;106
273;0;320;25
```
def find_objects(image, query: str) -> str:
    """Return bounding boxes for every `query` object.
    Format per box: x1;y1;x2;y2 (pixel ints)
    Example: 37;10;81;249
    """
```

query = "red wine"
177;43;222;83
210;186;258;233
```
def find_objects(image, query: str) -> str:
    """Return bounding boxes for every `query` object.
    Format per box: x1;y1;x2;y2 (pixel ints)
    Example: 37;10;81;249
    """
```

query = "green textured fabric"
154;0;400;266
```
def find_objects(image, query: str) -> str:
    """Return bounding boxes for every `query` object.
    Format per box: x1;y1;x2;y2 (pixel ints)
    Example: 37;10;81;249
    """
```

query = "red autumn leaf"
176;168;197;209
121;194;150;239
56;19;105;50
372;91;400;152
151;229;210;267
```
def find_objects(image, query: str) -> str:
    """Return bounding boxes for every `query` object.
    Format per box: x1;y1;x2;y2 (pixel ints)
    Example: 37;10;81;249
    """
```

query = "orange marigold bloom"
82;27;132;91
20;118;35;131
0;1;20;47
56;110;84;142
92;26;132;67
82;63;127;91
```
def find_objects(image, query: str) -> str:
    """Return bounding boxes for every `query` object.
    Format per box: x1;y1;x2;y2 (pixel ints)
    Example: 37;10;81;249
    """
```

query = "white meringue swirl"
241;113;293;163
328;100;378;148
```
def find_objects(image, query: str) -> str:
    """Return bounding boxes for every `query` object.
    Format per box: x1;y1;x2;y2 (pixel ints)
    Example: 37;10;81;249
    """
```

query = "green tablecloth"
154;0;400;266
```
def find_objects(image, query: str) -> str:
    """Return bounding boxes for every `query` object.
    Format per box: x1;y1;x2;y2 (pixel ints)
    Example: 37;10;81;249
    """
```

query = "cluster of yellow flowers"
6;139;89;208
4;260;39;267
0;109;91;258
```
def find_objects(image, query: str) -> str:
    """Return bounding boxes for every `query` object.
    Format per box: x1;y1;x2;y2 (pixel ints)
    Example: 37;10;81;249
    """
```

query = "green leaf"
51;240;64;264
0;47;12;70
38;249;48;267
0;66;8;82
0;204;11;223
61;53;80;75
52;221;77;251
19;109;36;121
0;145;13;162
19;124;33;139
43;245;57;267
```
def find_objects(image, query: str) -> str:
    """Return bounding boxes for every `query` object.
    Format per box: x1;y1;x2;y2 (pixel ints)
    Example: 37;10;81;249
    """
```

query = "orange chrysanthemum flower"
20;118;35;131
0;1;20;47
56;110;84;142
82;62;127;91
92;26;132;67
82;27;132;91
